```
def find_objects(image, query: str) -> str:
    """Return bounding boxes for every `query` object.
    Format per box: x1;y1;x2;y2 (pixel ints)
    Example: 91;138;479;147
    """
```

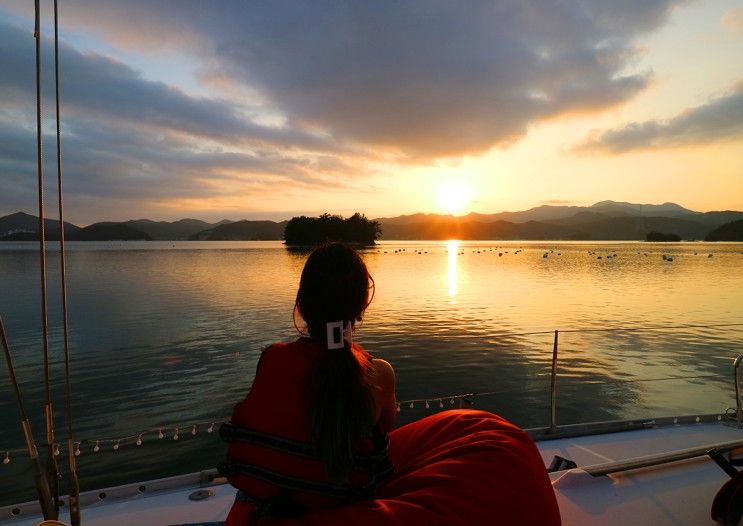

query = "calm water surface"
1;240;742;503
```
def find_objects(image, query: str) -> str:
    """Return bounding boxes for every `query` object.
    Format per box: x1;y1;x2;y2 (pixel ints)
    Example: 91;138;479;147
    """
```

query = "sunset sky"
1;1;742;225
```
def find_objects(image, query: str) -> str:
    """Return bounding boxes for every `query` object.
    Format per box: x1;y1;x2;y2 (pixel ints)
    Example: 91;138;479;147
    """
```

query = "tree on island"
645;231;681;242
284;213;381;246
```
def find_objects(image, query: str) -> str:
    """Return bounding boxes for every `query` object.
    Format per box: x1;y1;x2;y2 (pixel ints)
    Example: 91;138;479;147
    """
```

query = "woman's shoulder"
369;357;395;389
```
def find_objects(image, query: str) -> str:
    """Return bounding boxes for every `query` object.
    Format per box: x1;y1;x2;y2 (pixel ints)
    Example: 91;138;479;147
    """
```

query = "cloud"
0;17;367;221
575;83;743;153
5;1;682;158
0;2;690;220
722;8;743;33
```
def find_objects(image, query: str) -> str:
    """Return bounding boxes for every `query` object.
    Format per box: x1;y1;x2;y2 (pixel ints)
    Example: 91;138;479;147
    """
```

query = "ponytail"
309;342;374;484
294;243;375;484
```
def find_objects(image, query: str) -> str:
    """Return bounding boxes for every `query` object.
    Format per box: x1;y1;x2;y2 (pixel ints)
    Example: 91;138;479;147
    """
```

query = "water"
1;240;742;504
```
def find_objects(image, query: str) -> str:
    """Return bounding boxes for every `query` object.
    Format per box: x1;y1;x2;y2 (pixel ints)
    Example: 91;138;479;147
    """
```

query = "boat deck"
2;418;742;525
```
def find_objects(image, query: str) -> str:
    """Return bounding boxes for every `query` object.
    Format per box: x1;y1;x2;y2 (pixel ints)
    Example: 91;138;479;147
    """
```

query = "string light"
0;392;495;457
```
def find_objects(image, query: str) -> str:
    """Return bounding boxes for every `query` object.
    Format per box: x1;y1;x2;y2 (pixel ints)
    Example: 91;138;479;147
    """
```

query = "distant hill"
705;220;743;241
123;218;215;240
189;220;287;240
72;223;151;241
3;201;743;242
0;215;151;241
381;219;579;240
0;211;80;239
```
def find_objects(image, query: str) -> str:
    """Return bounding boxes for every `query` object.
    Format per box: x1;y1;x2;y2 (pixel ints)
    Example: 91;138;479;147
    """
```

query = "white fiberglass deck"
2;419;741;526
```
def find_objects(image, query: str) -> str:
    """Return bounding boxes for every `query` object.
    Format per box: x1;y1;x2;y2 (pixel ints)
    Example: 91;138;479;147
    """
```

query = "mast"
34;0;61;518
53;0;81;523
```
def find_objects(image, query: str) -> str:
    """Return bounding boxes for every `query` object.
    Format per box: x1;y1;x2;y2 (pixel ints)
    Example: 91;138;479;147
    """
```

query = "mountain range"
2;201;743;241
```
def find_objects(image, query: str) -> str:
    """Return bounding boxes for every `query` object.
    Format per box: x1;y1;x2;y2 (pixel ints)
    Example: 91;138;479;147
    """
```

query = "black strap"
220;423;317;458
219;459;384;501
220;422;391;467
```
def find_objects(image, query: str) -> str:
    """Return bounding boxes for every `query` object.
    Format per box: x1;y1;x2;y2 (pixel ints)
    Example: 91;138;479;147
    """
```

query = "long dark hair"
295;243;375;484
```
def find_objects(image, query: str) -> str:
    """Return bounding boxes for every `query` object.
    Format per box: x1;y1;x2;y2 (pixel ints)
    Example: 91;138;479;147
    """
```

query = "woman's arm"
371;358;397;433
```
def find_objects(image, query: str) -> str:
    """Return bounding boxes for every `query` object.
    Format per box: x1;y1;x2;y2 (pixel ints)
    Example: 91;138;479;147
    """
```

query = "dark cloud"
5;1;681;157
0;21;339;153
0;16;362;222
575;84;743;153
0;2;688;220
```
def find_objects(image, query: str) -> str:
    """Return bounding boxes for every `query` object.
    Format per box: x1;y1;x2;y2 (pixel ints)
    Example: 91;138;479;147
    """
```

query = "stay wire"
34;0;60;518
54;1;82;524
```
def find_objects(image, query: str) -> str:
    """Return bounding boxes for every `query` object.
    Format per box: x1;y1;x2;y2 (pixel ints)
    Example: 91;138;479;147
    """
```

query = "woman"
220;243;560;525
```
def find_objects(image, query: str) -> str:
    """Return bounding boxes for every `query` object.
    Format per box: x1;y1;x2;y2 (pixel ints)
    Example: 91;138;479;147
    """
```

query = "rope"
33;0;60;517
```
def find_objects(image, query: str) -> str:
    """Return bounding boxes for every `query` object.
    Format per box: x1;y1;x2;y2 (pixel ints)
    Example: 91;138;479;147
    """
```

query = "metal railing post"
549;330;559;431
734;354;743;425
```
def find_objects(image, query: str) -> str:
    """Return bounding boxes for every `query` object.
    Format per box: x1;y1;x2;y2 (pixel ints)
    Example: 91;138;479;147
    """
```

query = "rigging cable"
34;0;60;518
0;318;56;519
54;1;81;524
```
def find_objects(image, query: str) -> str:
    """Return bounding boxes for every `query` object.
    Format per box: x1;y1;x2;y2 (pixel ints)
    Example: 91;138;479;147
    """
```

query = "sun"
437;178;473;215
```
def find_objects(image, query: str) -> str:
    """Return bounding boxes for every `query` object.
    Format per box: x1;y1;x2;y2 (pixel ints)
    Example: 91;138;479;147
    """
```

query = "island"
284;213;381;246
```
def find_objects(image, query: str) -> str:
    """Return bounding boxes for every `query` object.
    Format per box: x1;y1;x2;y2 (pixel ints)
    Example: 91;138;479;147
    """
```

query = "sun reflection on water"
446;240;459;300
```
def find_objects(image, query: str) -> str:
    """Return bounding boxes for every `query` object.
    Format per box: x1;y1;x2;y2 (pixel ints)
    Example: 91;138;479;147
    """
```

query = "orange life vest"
218;338;392;516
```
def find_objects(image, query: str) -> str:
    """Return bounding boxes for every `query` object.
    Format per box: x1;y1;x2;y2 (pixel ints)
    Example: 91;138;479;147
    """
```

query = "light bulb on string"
74;443;81;456
425;401;430;409
136;435;143;446
53;444;60;457
113;440;120;451
173;428;179;441
396;404;400;412
207;423;214;433
408;402;414;409
191;425;197;436
158;429;164;439
450;399;455;405
439;400;444;408
93;441;100;453
3;452;9;465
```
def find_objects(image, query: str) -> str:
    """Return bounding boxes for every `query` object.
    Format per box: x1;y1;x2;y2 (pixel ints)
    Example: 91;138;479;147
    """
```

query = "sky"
0;0;742;225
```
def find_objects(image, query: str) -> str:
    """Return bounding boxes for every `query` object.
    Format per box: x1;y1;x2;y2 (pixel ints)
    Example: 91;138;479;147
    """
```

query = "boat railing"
541;324;743;432
1;323;743;465
735;354;743;425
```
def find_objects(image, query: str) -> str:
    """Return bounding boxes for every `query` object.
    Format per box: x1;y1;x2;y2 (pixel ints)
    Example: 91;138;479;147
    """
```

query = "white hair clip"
327;321;353;349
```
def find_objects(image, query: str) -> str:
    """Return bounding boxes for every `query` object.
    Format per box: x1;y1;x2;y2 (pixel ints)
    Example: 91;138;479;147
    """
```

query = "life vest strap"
220;423;317;458
219;422;392;468
218;458;392;501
